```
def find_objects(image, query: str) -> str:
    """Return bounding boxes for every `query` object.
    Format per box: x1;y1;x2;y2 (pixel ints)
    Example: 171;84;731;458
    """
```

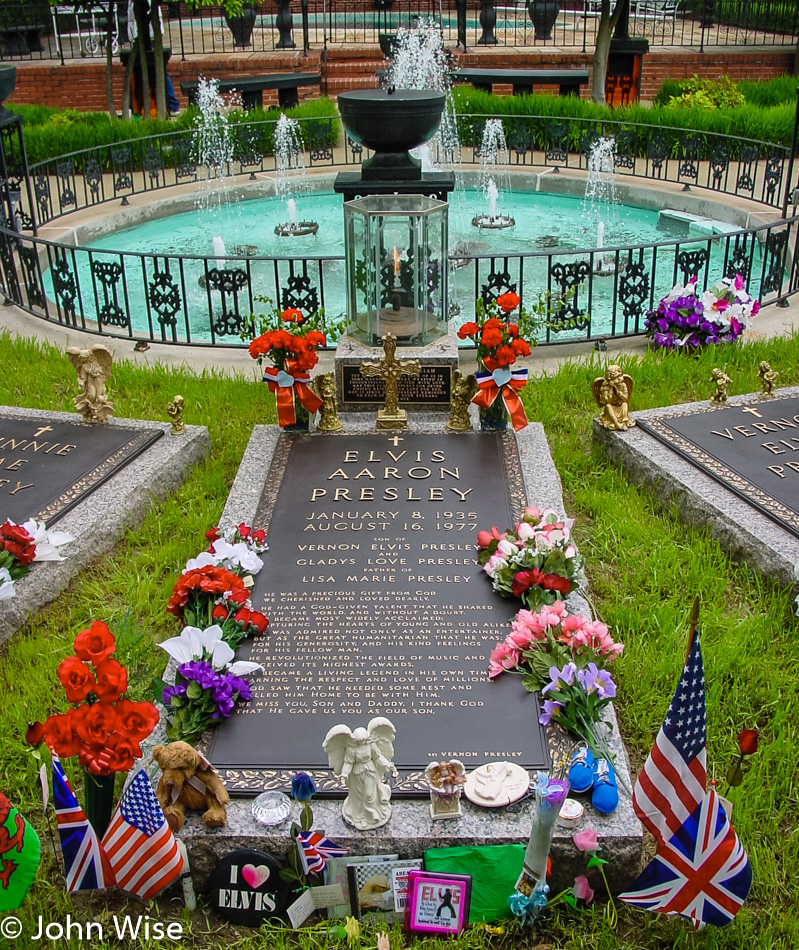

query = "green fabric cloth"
424;844;524;923
0;793;40;911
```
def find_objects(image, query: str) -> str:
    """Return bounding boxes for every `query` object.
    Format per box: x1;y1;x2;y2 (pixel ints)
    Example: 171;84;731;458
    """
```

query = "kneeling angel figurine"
323;717;398;830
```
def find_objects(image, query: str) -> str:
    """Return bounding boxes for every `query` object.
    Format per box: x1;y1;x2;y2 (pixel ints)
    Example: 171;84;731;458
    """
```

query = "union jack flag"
297;830;349;875
620;788;751;929
51;754;114;892
632;631;707;847
101;769;184;901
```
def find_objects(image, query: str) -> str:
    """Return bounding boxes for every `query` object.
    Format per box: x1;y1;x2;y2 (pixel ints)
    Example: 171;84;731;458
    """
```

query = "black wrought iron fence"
1;0;796;62
3;112;797;351
25;115;791;231
1;213;797;350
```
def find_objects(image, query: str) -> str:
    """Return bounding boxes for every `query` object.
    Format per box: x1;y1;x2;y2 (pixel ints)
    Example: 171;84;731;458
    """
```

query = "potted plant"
224;2;258;48
527;0;560;41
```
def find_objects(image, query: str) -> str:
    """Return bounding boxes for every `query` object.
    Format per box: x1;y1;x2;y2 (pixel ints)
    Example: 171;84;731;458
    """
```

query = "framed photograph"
347;858;422;923
404;870;471;936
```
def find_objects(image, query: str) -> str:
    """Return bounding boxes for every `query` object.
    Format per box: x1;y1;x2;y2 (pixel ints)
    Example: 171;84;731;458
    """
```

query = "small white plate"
464;762;531;808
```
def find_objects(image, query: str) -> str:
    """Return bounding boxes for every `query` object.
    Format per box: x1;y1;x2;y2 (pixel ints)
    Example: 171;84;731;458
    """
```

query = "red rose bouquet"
26;621;159;776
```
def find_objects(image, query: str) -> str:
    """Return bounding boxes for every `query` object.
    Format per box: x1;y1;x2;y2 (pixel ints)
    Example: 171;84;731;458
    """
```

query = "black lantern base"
333;171;455;203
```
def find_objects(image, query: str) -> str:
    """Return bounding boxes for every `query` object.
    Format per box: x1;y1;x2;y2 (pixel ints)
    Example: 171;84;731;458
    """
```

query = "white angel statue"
323;717;398;830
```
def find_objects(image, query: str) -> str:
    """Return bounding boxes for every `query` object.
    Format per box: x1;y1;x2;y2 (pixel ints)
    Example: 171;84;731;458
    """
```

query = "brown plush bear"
152;741;230;831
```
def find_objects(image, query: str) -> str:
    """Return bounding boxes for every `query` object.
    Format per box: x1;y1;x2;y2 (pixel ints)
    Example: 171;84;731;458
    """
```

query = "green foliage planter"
20;97;340;168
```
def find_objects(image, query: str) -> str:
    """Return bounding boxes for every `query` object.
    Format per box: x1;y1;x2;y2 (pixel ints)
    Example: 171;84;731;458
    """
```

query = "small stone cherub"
710;368;732;406
593;364;635;431
166;395;185;435
66;344;114;424
312;372;343;432
757;361;779;398
446;370;478;432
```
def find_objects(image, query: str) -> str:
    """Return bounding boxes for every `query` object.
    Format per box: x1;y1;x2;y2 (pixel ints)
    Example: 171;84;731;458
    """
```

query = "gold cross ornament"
359;333;421;430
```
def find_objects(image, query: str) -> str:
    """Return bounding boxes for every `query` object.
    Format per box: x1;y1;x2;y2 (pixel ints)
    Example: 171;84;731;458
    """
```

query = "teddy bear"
152;741;230;831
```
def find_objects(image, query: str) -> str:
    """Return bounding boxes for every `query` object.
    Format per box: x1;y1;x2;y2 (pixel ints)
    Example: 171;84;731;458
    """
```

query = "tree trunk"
591;0;628;105
135;0;150;118
122;34;138;120
151;1;167;120
106;0;116;117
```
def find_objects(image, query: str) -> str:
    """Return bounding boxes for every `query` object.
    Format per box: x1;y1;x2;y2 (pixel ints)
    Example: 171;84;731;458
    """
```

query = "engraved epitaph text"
206;432;550;796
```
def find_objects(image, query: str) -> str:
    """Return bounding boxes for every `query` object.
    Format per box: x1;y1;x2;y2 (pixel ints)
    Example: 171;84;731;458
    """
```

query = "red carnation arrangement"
247;296;332;372
26;621;159;776
167;564;249;627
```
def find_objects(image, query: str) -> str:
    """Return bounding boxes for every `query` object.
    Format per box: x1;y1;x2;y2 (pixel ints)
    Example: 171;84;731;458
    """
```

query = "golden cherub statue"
312;372;343;432
446;371;478;432
66;344;114;424
593;364;635;431
166;395;185;435
710;368;732;405
757;361;779;398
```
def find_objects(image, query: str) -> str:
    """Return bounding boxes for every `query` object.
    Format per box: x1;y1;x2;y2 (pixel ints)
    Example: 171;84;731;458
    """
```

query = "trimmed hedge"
451;86;795;148
20;97;340;167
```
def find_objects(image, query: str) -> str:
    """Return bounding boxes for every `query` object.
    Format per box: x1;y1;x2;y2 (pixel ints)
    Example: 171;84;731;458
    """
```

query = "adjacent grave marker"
0;413;162;524
636;393;799;538
205;431;551;795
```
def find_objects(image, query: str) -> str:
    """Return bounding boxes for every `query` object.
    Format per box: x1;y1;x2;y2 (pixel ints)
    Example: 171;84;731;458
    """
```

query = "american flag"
297;830;349;875
620;788;752;929
101;769;185;901
52;755;115;892
632;631;707;847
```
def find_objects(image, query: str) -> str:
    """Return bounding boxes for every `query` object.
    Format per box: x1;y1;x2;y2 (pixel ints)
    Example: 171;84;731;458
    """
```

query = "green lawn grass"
0;330;798;948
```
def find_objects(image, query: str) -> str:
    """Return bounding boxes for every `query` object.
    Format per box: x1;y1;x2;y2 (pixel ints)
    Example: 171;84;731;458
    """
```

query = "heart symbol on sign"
492;367;512;388
275;370;295;388
241;864;271;889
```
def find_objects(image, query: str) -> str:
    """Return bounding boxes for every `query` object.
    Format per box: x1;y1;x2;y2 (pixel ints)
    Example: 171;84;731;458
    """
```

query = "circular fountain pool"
42;186;762;345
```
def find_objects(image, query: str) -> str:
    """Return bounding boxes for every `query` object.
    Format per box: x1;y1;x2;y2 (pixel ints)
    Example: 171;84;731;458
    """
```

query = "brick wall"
8;51;322;111
7;46;795;111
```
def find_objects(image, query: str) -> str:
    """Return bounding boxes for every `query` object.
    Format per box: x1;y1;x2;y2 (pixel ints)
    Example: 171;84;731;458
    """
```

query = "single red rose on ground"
93;658;128;702
114;699;159;742
496;291;521;313
25;720;47;747
738;729;759;756
44;712;81;758
73;620;116;665
72;702;117;749
57;656;96;702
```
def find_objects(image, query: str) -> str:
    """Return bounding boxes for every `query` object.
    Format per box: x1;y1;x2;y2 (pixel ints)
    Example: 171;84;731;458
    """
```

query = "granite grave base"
593;386;799;594
334;324;459;412
148;413;642;897
0;407;210;646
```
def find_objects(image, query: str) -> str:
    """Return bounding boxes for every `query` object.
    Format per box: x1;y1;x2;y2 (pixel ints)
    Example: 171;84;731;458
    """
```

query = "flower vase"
283;392;310;431
84;771;116;837
479;396;508;431
523;778;569;880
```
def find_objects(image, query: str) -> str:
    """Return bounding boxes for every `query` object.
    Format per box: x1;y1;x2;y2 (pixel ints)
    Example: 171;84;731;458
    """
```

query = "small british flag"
296;830;349;875
620;788;752;929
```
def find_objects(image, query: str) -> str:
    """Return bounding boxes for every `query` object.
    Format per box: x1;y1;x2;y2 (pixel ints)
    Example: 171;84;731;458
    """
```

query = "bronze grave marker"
0;412;163;525
205;432;551;795
637;394;799;538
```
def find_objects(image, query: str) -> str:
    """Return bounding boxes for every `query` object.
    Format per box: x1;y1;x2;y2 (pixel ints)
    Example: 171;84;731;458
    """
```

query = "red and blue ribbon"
472;357;529;431
262;359;323;427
